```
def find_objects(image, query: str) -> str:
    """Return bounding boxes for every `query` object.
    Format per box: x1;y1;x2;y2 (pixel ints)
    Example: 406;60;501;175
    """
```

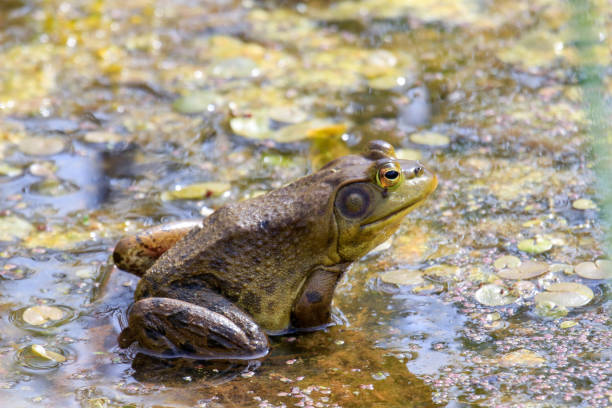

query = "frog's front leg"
118;288;269;359
291;263;350;329
113;220;203;276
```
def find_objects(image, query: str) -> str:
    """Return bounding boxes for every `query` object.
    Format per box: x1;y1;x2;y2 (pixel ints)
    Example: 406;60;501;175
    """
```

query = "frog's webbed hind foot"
113;220;203;276
118;297;269;360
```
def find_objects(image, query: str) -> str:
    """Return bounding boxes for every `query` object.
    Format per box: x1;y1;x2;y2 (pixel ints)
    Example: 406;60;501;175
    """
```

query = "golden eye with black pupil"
376;162;402;189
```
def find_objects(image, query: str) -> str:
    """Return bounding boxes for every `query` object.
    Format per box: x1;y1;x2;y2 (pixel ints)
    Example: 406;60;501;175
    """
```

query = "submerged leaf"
499;349;545;367
572;198;597;210
493;255;521;270
410;131;449;147
395;148;422;161
83;131;123;144
18;136;66;156
230;115;272;139
269;105;309;124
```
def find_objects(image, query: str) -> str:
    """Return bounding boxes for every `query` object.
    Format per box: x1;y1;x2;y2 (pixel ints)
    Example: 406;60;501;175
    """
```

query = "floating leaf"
29;178;79;196
273;120;347;143
83;131;123;144
574;260;612;280
474;284;517;306
29;161;57;177
268;105;309;124
0;216;34;241
308;132;350;170
368;75;404;90
549;263;574;275
11;304;75;330
0;263;34;280
410;131;449;147
0;162;22;176
560;320;577;329
161;182;231;201
493;255;521;270
423;264;459;277
22;305;65;326
535;282;594;308
75;267;95;279
517;237;552;254
497;260;549;280
497;29;573;68
18;136;65;156
395;148;422;161
210;57;259;79
513;280;536;297
30;344;66;363
173;91;224;114
572;198;597;210
379;269;424;286
229;115;272;139
306;123;347;139
499;349;545;367
535;301;569;318
24;229;92;250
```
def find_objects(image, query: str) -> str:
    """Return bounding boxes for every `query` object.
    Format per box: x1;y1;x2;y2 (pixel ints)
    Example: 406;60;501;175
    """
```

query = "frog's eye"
376;162;402;189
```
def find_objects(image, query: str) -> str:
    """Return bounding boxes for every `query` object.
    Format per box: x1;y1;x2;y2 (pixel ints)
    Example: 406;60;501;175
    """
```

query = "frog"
113;140;437;359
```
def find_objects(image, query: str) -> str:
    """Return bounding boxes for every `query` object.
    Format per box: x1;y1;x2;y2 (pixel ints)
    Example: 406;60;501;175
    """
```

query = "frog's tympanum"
113;140;437;359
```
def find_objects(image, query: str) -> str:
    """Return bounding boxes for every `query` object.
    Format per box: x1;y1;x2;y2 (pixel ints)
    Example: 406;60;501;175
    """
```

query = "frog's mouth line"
360;200;423;229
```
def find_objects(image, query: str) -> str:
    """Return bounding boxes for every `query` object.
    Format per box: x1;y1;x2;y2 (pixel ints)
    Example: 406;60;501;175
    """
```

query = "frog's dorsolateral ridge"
113;140;437;359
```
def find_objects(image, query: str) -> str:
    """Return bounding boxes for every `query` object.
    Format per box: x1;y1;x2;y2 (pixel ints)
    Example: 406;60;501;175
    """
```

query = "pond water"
1;0;611;407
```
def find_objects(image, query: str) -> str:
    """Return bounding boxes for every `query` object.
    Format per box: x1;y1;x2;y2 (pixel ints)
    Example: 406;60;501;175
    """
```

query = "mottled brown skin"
114;140;437;359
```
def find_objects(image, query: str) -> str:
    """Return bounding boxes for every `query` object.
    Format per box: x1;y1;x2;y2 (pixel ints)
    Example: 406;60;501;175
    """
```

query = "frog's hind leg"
118;289;269;359
113;220;202;276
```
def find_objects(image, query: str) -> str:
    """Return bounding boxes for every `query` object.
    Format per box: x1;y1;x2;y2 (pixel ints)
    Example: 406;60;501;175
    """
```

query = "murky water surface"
1;0;611;407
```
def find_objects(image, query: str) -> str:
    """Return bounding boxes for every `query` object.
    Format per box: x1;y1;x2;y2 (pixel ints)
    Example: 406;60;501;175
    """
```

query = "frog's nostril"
414;166;424;177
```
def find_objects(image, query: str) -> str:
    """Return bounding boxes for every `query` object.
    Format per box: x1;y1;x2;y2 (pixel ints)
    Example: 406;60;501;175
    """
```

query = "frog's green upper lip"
360;200;421;229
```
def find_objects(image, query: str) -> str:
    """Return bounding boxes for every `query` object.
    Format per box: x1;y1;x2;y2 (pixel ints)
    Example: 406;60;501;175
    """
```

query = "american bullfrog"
113;140;437;359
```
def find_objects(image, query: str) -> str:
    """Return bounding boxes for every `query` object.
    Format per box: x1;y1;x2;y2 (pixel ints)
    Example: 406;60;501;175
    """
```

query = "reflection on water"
377;293;466;375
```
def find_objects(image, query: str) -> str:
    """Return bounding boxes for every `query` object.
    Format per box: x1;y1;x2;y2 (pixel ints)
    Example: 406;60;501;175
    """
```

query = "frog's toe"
119;297;269;359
